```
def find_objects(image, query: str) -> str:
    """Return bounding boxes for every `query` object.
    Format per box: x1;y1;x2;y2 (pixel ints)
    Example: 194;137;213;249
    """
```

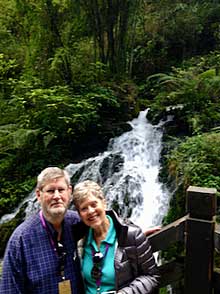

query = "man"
0;167;84;294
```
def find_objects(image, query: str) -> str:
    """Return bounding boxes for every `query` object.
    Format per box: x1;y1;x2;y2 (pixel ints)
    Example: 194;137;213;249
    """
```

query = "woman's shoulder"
126;222;143;238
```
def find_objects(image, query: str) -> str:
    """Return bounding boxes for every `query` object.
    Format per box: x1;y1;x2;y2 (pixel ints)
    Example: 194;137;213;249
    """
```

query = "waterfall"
67;109;170;229
0;109;171;229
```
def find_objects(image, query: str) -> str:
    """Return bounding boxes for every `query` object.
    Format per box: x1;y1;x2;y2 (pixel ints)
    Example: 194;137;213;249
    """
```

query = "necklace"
91;244;109;294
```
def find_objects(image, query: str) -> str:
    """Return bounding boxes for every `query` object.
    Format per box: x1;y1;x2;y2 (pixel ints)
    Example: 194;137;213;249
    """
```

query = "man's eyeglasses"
41;188;68;196
91;251;104;280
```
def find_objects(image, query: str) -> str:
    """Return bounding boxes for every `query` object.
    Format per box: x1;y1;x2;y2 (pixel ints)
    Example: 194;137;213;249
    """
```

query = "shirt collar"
87;215;116;246
42;213;64;241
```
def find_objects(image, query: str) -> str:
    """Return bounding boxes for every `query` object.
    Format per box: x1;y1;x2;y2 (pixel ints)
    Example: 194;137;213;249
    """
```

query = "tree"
80;0;140;75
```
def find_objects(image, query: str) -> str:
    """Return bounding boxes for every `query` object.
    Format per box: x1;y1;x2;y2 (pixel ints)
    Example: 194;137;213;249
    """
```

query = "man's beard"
49;206;66;217
43;204;68;220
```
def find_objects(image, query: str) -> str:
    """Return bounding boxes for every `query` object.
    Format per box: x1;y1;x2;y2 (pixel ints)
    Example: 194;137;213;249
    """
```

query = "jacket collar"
106;210;128;246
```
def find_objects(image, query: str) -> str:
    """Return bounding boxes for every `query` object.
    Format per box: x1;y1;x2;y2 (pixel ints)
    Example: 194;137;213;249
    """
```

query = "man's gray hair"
36;167;71;190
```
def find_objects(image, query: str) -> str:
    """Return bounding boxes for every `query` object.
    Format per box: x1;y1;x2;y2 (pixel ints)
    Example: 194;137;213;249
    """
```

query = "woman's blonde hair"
73;180;105;210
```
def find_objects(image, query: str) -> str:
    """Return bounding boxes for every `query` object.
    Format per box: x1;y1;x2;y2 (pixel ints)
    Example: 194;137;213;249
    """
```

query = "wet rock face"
0;203;27;257
99;153;124;184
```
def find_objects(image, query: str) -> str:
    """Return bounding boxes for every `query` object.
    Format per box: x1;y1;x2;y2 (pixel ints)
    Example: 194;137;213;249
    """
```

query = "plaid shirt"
0;210;83;294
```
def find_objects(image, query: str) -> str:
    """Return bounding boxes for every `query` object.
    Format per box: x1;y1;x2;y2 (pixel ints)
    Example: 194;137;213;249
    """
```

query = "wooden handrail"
148;215;187;252
150;222;220;254
148;186;218;293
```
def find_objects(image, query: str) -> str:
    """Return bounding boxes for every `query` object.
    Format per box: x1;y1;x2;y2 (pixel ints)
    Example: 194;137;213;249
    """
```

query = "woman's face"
78;194;107;229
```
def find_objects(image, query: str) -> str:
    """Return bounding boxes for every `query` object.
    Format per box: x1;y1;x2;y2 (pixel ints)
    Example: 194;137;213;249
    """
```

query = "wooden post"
184;186;216;294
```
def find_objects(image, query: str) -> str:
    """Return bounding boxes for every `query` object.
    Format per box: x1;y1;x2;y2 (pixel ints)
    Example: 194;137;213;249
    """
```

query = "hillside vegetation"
1;0;220;231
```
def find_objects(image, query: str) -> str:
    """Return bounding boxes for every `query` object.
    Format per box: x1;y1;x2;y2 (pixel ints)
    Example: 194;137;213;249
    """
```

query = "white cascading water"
67;108;171;229
0;109;171;229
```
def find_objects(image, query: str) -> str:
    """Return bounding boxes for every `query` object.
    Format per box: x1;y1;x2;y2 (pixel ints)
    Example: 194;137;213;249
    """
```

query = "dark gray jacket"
73;210;160;293
106;210;160;293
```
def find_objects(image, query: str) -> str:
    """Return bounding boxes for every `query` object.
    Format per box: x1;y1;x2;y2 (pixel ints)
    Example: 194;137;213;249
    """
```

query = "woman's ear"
103;199;107;209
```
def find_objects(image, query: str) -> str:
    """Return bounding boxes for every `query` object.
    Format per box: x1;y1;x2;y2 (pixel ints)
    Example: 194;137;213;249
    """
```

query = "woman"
72;180;160;294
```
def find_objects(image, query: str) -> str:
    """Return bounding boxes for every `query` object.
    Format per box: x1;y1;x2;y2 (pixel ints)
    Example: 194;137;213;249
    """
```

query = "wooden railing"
148;186;219;294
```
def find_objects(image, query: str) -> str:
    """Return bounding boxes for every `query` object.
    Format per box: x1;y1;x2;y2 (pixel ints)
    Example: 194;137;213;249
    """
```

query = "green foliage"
0;125;39;151
0;58;121;218
1;78;119;145
160;131;220;248
0;177;35;217
10;83;119;137
161;130;220;274
0;53;19;100
80;0;140;75
146;51;220;134
14;86;97;133
50;41;109;87
132;1;220;79
0;53;17;81
168;132;220;191
0;0;23;60
2;0;220;84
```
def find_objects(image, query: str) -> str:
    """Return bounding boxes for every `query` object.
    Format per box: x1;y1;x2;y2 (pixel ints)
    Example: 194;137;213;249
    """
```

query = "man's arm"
0;237;25;294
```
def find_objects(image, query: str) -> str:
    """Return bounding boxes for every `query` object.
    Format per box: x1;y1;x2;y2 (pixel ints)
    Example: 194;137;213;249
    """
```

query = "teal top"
82;215;117;294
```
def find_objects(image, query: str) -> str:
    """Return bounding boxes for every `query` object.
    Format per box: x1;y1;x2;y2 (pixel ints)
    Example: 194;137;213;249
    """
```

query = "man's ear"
36;189;41;203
